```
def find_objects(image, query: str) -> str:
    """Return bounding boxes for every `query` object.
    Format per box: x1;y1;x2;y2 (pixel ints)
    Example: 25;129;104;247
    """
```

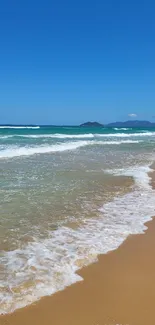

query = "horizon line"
0;119;155;127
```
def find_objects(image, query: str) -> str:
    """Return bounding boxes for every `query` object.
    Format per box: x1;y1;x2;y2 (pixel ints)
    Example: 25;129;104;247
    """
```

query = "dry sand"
1;173;155;325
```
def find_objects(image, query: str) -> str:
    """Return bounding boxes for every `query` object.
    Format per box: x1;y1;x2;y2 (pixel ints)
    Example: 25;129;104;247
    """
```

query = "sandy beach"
1;210;155;324
1;218;155;325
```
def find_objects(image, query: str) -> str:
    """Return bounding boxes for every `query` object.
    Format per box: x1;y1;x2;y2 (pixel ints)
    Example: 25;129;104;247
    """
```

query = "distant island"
79;120;155;128
107;120;155;128
80;121;104;127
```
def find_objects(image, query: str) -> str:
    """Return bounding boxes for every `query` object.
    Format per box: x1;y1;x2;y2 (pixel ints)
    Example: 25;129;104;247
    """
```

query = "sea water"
1;126;155;313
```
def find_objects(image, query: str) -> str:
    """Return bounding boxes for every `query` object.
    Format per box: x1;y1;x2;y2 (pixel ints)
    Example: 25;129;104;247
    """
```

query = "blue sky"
0;0;155;125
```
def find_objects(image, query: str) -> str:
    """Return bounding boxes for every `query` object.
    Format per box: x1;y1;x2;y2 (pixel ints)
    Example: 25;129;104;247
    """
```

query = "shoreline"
1;167;155;324
1;217;155;325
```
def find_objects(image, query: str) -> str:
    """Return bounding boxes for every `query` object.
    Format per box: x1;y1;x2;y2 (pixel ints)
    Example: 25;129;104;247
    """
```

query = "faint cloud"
128;113;137;117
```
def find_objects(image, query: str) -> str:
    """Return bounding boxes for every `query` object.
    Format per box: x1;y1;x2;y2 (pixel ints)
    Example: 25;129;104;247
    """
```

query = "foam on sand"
1;165;155;314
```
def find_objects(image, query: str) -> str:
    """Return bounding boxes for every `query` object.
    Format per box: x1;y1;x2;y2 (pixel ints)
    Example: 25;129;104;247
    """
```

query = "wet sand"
1;174;155;325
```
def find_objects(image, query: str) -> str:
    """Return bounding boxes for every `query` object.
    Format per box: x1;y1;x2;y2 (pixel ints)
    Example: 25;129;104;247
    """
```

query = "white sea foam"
105;165;151;189
0;141;88;158
0;126;40;129
22;131;153;138
0;131;154;140
1;165;155;314
15;133;95;139
113;127;132;130
96;132;155;137
0;140;141;158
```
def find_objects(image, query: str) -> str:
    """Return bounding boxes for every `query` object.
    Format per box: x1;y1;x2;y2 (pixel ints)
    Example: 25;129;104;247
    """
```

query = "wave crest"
0;140;141;158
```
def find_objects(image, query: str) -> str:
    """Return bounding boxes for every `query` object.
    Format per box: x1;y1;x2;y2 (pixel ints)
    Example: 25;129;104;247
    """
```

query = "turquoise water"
1;126;155;313
1;125;155;158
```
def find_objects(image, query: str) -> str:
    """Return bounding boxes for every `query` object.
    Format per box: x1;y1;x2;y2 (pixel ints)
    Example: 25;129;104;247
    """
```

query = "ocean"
1;125;155;314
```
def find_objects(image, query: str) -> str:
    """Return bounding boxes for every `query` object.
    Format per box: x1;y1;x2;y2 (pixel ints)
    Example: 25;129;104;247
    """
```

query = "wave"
113;127;132;130
96;132;155;137
16;133;95;139
0;141;88;158
1;165;154;314
105;165;152;189
0;126;40;129
0;140;141;158
0;131;154;140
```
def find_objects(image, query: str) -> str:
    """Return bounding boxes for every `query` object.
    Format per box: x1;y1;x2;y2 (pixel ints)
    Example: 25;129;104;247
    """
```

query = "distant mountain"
80;121;104;127
107;120;155;128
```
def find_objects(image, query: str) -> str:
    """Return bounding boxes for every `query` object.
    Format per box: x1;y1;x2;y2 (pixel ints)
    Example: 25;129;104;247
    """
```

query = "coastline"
1;168;155;325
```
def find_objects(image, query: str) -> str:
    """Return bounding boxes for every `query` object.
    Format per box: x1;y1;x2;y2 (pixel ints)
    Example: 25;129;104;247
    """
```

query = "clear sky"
0;0;155;125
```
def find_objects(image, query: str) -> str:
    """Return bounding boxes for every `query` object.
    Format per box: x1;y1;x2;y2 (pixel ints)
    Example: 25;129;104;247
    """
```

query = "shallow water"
1;126;155;313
